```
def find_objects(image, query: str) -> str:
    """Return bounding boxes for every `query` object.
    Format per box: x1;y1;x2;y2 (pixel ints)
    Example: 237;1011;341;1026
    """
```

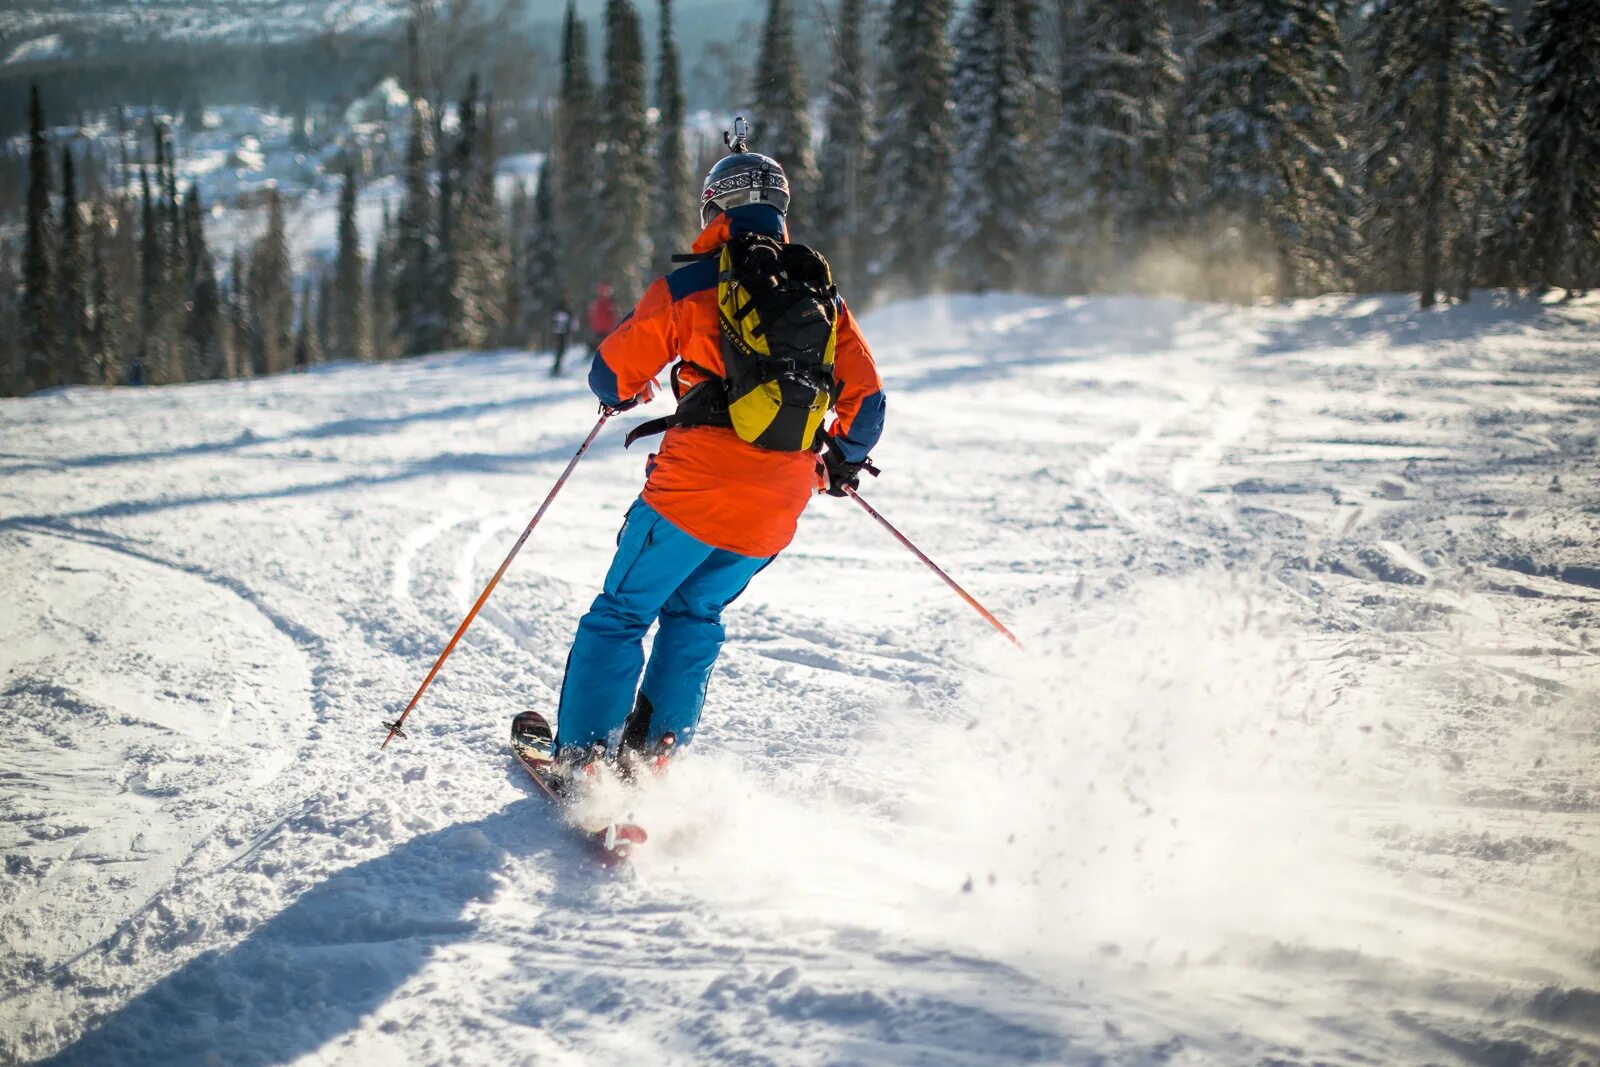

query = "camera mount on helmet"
701;116;790;226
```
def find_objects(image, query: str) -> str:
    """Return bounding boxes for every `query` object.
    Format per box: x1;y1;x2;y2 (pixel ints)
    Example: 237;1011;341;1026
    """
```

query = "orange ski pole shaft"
844;485;1022;648
382;411;612;748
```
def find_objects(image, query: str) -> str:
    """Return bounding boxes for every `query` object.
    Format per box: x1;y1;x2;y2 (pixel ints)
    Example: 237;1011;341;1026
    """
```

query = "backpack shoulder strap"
623;362;731;448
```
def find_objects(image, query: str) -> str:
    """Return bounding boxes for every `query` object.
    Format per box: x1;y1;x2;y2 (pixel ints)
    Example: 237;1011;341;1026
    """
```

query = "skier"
550;293;574;377
585;282;617;351
551;132;886;776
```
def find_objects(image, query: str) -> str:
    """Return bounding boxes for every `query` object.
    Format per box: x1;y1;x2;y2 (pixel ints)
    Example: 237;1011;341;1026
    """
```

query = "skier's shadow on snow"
38;797;591;1067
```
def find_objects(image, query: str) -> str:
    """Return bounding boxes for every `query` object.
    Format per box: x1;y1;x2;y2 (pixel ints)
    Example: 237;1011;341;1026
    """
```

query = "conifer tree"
1186;0;1355;300
250;189;294;374
395;98;445;355
22;85;57;393
230;248;255;377
335;163;373;360
59;146;88;385
503;181;530;348
370;203;399;360
1361;0;1516;306
0;240;19;396
135;163;160;385
440;75;476;341
1520;0;1600;291
183;183;225;380
872;0;953;296
752;0;818;234
597;0;652;302
88;203;115;385
447;83;507;349
947;0;1038;292
651;0;693;261
104;193;139;383
556;2;600;308
159;125;181;278
316;271;335;360
294;277;321;369
527;160;561;345
1048;0;1183;291
816;0;873;296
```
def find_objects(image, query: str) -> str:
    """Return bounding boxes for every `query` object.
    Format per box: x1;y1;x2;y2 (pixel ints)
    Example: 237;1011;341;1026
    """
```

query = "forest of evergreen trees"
2;0;1597;398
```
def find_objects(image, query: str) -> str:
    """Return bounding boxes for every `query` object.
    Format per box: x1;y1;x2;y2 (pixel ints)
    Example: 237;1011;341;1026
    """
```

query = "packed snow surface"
2;292;1599;1065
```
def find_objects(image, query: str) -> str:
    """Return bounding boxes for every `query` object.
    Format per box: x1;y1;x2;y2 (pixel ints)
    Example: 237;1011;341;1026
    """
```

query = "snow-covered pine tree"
109;193;140;381
752;0;819;235
135;163;160;385
557;2;600;307
1520;0;1600;292
473;95;509;346
0;240;19;395
440;76;473;345
182;184;226;381
946;0;1038;292
22;85;57;394
651;0;693;263
872;0;954;297
1186;0;1355;301
815;0;873;297
370;202;400;360
527;159;561;345
59;146;88;386
1048;0;1183;292
597;0;652;303
159;125;181;292
315;271;335;361
441;83;505;350
335;163;373;361
88;202;116;385
395;97;445;355
293;277;321;369
250;189;294;375
1360;0;1516;307
229;248;255;377
502;181;530;348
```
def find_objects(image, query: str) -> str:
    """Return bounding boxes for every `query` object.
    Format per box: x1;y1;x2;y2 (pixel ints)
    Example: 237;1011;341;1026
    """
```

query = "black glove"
823;449;864;497
602;380;659;416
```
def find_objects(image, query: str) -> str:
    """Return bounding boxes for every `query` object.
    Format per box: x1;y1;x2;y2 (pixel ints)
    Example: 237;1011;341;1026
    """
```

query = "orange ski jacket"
588;206;886;558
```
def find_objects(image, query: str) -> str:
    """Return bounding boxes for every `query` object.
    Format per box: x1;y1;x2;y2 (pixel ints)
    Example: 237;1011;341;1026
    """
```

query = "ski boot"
619;731;676;782
547;740;609;800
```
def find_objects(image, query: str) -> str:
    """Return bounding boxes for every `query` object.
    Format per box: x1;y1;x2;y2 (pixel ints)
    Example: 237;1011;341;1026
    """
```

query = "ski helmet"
700;116;790;226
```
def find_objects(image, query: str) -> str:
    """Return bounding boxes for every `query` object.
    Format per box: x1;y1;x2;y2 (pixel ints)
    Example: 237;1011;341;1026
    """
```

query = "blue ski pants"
554;497;773;754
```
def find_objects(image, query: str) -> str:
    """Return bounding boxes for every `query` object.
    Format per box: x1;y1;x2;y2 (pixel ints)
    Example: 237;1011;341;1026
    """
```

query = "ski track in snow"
2;292;1599;1065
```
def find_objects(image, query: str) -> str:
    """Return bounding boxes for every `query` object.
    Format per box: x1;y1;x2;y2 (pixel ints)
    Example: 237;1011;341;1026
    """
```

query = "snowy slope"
2;292;1598;1066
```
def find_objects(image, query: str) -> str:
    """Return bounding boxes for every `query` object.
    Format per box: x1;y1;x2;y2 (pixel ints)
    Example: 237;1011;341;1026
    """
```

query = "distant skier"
551;122;886;776
550;294;574;377
585;282;617;351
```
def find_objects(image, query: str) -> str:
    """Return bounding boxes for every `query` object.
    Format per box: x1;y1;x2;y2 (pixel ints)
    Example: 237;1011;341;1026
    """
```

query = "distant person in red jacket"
586;283;617;349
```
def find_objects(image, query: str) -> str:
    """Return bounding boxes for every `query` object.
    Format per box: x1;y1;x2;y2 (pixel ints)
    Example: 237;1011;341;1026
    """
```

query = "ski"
510;711;647;866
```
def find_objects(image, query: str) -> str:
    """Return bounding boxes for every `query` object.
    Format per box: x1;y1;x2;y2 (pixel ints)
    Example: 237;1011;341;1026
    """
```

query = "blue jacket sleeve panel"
588;344;624;407
833;389;886;463
827;299;886;464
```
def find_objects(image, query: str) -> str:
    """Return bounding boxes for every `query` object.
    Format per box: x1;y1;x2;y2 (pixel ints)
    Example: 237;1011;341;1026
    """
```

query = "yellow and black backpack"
625;232;841;452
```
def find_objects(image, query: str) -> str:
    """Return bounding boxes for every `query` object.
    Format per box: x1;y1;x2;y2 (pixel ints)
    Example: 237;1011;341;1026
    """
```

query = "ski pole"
381;410;612;749
844;484;1023;648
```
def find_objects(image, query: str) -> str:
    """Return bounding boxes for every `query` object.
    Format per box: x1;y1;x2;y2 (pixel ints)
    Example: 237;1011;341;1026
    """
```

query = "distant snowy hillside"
0;2;406;56
2;292;1597;1065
